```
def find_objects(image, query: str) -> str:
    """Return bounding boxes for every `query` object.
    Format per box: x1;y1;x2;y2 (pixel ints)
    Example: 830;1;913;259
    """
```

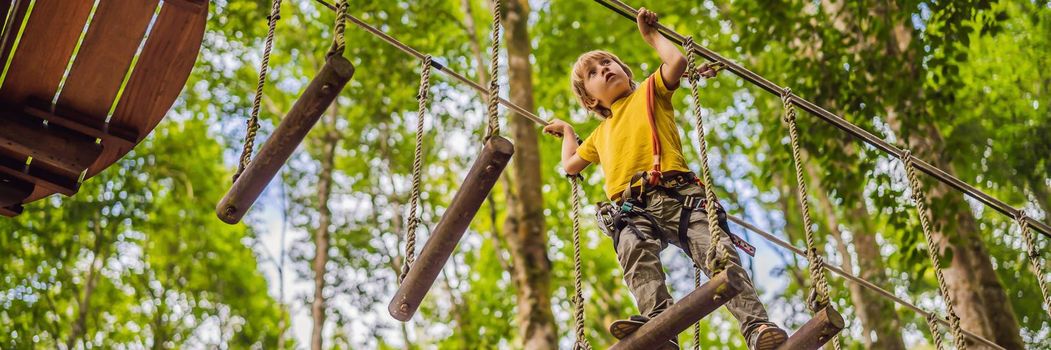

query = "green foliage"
3;0;1050;348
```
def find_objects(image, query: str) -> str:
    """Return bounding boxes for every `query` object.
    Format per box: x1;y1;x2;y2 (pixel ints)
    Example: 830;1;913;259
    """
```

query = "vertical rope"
234;0;283;182
925;312;947;350
484;0;502;141
693;266;702;350
779;88;841;350
901;150;968;350
568;175;593;350
326;0;348;58
399;56;432;283
682;36;730;273
1018;211;1051;319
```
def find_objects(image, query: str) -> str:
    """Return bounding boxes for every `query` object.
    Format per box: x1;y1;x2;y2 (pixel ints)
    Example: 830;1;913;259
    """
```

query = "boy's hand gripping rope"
901;150;968;350
234;0;283;182
399;56;432;283
779;87;841;350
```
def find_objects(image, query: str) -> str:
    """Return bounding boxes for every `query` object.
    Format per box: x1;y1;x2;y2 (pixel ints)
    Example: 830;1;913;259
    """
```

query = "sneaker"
609;315;679;349
609;315;648;339
748;324;788;350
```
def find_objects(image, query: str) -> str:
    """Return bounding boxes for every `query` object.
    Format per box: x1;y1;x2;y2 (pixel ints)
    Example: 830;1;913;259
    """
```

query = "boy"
543;8;788;350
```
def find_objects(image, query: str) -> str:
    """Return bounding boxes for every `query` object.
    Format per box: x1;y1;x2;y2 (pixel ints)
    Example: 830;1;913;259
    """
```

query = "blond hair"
571;50;637;118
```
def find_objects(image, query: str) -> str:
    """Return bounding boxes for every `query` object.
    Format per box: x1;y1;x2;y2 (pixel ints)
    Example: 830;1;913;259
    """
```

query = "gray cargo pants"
613;182;771;338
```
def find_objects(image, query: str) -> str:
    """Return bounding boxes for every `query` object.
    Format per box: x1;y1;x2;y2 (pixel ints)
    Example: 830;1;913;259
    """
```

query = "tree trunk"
887;112;1024;349
807;164;906;350
311;104;339;350
67;213;109;349
498;1;558;349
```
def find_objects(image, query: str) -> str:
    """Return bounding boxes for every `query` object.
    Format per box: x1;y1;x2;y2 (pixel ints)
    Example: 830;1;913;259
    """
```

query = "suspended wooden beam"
0;116;101;175
609;265;747;350
388;136;514;322
216;55;354;224
777;306;844;350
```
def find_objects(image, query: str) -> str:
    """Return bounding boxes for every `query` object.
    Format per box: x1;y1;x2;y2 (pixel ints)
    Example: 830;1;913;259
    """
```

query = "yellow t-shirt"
577;68;690;200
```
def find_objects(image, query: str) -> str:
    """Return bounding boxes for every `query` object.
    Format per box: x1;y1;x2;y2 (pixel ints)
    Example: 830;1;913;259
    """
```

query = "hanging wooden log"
777;306;844;350
388;136;514;322
609;265;747;350
216;55;355;224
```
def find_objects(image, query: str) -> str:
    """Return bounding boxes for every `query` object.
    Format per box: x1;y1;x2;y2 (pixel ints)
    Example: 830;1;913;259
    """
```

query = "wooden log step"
777;306;845;350
609;265;747;350
216;55;355;224
386;135;516;322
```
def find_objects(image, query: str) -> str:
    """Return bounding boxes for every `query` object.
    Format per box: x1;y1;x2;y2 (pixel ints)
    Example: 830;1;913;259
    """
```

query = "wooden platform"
0;0;208;215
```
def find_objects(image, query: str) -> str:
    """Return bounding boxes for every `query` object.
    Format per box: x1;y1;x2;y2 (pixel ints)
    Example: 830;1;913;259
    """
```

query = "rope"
399;56;432;283
233;0;283;182
925;313;947;350
326;0;348;58
682;36;730;274
779;87;841;350
901;150;968;350
483;0;502;141
568;175;593;350
1017;210;1051;319
693;266;702;350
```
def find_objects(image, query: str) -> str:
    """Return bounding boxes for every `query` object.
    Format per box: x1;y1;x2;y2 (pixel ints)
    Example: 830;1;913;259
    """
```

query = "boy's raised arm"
543;119;591;175
637;8;686;90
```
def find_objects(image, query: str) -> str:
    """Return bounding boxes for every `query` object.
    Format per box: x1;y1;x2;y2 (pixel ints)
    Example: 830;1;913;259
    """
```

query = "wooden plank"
388;136;515;321
24;98;136;149
91;0;207;177
0;1;11;39
56;0;158;123
0;0;28;67
0;172;32;207
0;109;101;174
609;266;747;350
0;204;21;216
0;0;93;104
216;56;355;224
0;150;77;196
0;170;30;216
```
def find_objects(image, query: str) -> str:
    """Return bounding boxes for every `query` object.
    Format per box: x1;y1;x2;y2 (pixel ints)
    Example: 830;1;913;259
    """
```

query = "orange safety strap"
644;75;662;186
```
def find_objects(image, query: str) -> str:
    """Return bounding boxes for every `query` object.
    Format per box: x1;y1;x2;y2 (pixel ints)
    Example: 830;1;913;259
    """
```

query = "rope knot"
780;88;796;123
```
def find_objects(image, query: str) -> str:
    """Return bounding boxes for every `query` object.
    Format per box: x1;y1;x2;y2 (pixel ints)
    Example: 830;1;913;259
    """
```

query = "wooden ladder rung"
215;55;355;224
609;265;748;350
777;306;845;350
388;136;514;322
